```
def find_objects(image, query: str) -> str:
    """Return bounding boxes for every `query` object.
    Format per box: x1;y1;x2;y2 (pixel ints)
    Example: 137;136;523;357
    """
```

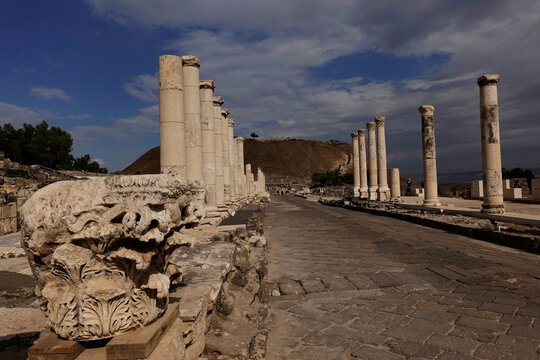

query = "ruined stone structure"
21;175;205;341
366;122;378;200
419;105;440;207
478;74;504;213
236;137;246;198
228;119;237;201
159;55;186;176
351;132;360;197
375;117;390;201
358;129;369;199
221;109;231;201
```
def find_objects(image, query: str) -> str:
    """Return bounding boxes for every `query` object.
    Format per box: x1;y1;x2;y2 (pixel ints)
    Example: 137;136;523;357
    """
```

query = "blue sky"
1;1;540;174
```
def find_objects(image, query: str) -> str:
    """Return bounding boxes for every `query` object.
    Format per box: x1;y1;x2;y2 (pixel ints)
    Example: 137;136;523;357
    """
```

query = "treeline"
0;121;107;173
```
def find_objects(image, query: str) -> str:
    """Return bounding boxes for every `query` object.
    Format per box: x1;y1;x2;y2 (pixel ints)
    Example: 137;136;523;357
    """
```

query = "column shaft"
221;110;231;201
228;119;237;200
358;129;369;198
200;80;216;207
420;105;440;206
213;97;224;206
375;116;390;201
478;74;504;213
366;122;378;200
390;168;401;200
236;137;246;198
159;55;186;176
351;132;360;197
182;56;203;182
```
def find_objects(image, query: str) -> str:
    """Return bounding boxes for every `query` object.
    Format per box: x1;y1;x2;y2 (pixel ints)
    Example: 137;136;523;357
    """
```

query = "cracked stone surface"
265;195;540;359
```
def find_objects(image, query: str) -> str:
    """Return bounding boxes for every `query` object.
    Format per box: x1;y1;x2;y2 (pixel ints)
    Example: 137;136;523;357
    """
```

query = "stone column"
182;56;203;182
366;122;378;200
375;116;390;201
213;96;225;206
221;109;232;201
357;129;369;199
236;137;246;198
246;163;254;196
351;132;360;197
419;105;440;206
390;168;401;200
228;119;237;200
478;74;505;213
200;80;216;207
159;55;186;176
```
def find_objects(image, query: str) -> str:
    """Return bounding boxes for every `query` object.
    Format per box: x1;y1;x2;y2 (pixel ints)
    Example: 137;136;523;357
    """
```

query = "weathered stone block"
21;175;206;341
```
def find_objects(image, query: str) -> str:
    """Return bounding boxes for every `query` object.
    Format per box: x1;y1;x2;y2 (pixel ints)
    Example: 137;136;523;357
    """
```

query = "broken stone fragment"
21;174;205;340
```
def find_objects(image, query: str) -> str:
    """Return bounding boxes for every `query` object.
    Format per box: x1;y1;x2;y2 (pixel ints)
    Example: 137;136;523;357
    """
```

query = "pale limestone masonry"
228;119;237;201
478;74;504;213
503;179;522;200
213;97;225;206
246;163;254;196
419;105;440;206
183;56;203;182
366;122;378;200
390;168;401;201
351;132;360;197
236;137;246;198
472;180;484;199
358;129;369;199
375;116;390;201
21;175;205;341
200;80;216;208
159;55;186;176
221;109;231;201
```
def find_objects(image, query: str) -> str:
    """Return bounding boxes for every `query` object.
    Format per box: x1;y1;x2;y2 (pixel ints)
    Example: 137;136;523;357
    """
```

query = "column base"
481;204;505;214
368;188;378;201
377;188;391;202
423;199;441;207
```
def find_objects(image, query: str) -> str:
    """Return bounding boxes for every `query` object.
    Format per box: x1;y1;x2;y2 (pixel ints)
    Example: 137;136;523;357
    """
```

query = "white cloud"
0;101;43;127
123;74;158;102
93;158;105;166
38;109;92;120
29;87;72;102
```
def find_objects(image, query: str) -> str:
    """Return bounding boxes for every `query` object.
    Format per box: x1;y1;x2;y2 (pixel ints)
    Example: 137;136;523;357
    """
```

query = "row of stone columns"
158;54;267;214
349;74;505;214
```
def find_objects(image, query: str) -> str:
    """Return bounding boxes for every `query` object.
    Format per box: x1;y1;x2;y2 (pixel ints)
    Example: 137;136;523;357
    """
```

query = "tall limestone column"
221;109;232;201
182;56;203;182
358;129;369;198
375;116;390;201
200;80;216;207
257;168;264;195
236;137;246;198
366;122;378;200
159;55;186;176
351;132;360;197
213;96;225;206
390;168;401;201
419;105;440;206
228;119;237;200
478;74;505;214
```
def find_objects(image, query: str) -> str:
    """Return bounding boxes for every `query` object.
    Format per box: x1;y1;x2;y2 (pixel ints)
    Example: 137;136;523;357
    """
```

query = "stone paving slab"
266;195;540;359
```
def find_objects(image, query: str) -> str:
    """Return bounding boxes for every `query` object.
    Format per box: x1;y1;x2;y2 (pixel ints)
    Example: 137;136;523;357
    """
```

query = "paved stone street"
265;195;540;359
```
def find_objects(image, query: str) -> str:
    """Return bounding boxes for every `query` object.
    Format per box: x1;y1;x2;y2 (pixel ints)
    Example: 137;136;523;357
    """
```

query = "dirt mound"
123;139;352;184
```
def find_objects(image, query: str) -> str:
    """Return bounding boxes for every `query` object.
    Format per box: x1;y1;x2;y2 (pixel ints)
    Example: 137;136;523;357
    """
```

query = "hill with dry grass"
123;139;352;184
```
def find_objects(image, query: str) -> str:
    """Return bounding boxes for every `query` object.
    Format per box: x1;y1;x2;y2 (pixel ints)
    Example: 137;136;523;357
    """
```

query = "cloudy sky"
1;1;539;174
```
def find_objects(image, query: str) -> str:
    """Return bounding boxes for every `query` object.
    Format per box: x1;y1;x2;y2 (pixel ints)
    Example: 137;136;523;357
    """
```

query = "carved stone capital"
477;74;500;86
375;116;386;126
419;105;435;116
366;122;376;131
228;118;235;126
213;96;224;106
236;136;244;143
181;55;200;67
357;129;365;136
221;109;229;117
199;80;215;90
21;175;206;341
351;132;359;139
